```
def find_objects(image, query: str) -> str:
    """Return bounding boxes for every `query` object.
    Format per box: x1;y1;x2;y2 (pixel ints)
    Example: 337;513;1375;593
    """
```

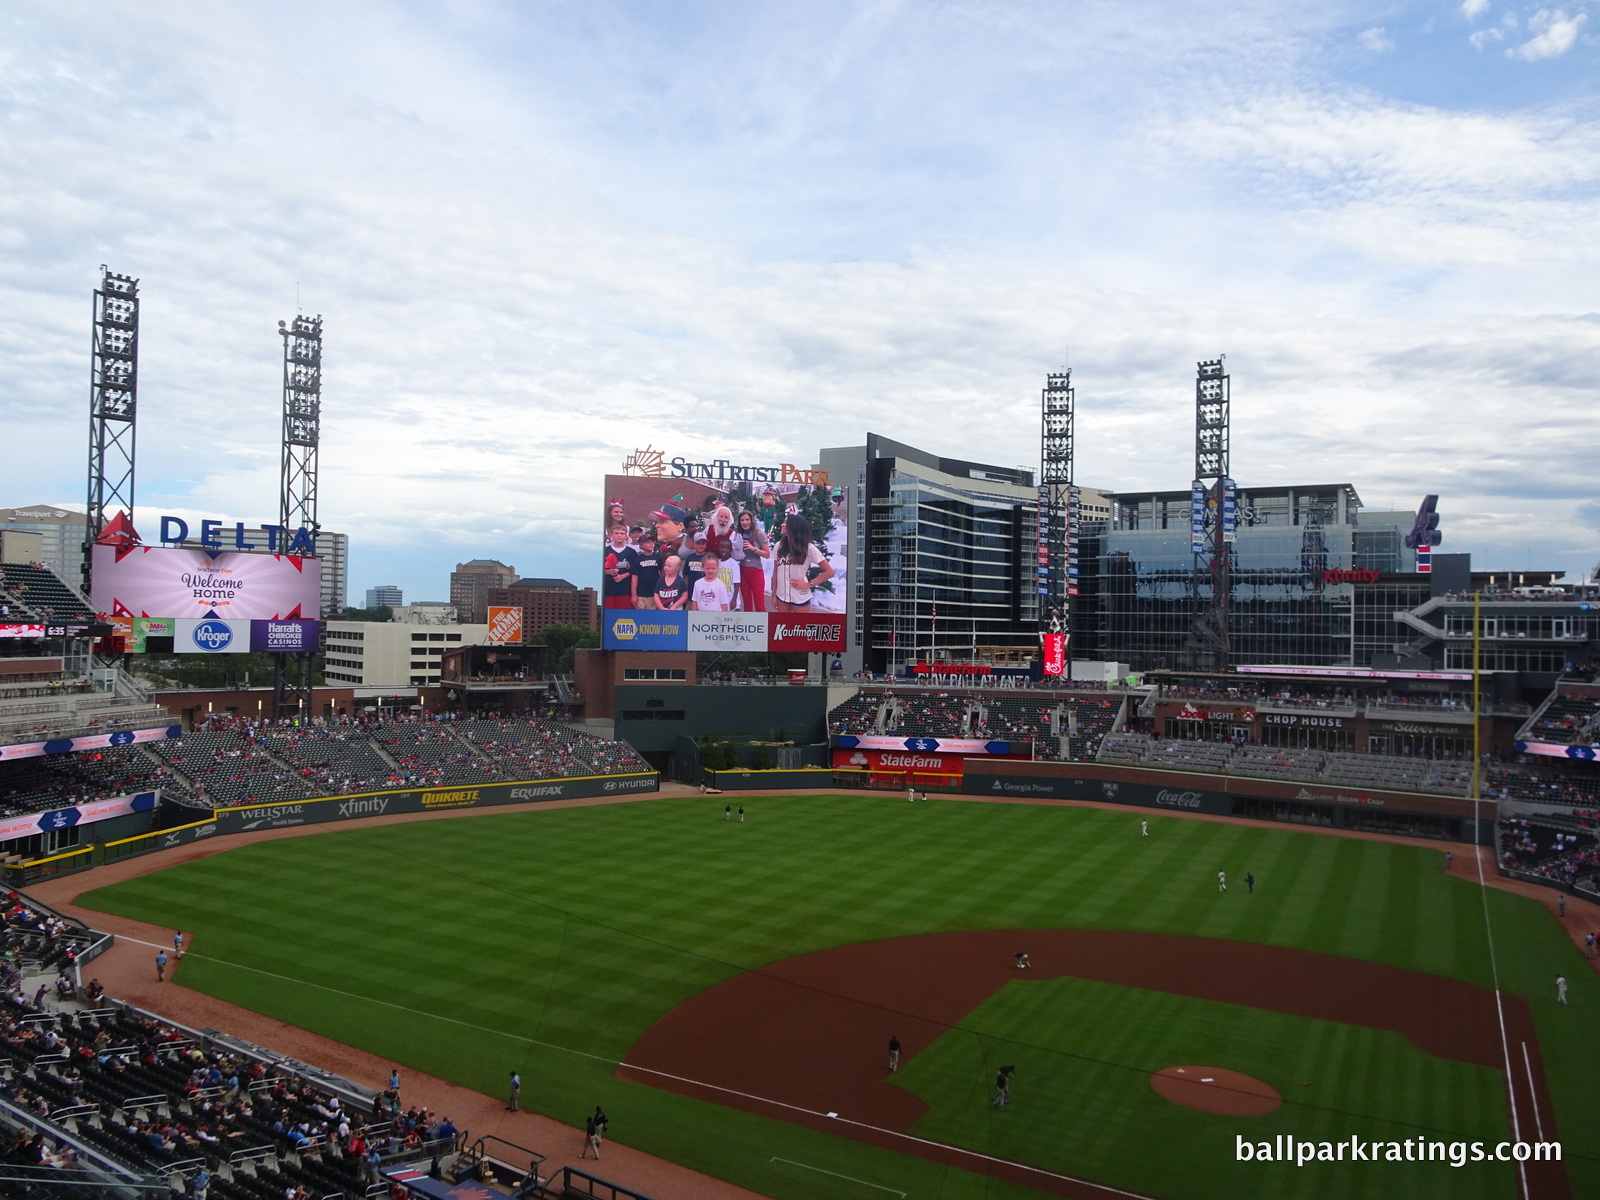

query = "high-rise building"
817;435;1107;676
450;559;518;624
0;505;90;590
365;584;404;609
1076;483;1424;670
486;578;598;638
314;530;349;618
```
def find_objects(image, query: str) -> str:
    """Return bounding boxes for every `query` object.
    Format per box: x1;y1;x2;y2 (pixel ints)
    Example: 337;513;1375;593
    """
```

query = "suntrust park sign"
668;458;829;486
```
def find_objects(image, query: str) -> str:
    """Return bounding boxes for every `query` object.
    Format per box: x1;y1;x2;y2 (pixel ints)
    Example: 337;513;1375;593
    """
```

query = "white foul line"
770;1156;906;1197
1520;1042;1544;1143
164;952;1156;1200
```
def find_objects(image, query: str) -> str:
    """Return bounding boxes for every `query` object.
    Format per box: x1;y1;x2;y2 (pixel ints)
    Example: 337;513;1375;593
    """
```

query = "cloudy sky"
4;0;1596;603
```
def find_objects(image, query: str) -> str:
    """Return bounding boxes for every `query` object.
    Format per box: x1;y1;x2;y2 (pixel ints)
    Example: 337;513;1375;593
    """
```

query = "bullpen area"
76;794;1594;1200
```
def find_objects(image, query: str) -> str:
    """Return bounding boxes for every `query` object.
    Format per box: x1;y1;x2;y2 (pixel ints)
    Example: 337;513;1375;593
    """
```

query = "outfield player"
1218;871;1227;893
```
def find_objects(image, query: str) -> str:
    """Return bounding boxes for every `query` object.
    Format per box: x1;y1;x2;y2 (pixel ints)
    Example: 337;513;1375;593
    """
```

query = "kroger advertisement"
92;543;320;621
169;617;320;654
600;463;847;652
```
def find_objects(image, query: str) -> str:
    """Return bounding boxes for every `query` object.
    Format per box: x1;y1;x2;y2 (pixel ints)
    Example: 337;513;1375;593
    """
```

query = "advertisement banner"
1041;631;1067;676
486;605;523;645
0;624;47;639
175;618;252;654
687;611;768;651
833;734;1018;754
213;772;660;833
91;543;320;620
249;619;320;653
0;791;157;842
833;748;968;779
601;465;847;640
602;610;688;651
767;612;847;651
0;725;182;763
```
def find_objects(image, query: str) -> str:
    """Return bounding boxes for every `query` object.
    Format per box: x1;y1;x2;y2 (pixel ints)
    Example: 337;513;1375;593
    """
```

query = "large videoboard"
91;544;321;621
599;465;847;652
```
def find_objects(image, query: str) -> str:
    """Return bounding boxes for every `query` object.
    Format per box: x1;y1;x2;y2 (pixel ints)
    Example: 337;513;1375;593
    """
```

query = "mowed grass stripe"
78;795;1595;1200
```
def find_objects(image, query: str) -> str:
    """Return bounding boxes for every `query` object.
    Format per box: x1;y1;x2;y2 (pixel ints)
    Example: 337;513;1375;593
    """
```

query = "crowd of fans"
1526;696;1600;746
1486;766;1600;807
1497;814;1600;888
826;688;1122;760
2;890;462;1198
0;746;178;819
0;708;653;839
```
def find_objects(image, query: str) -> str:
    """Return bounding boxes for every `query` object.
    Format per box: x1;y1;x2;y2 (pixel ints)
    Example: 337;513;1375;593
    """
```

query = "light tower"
274;314;323;718
1185;357;1233;670
1039;370;1077;668
85;267;140;591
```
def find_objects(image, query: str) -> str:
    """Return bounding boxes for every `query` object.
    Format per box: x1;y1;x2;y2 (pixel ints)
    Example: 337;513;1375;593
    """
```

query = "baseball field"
76;794;1596;1200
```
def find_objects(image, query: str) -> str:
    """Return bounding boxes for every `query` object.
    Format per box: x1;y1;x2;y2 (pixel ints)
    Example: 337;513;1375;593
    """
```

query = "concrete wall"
613;683;829;753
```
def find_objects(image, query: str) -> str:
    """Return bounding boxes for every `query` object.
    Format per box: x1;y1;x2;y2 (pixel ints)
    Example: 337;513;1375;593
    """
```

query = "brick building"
450;559;518;624
487;577;598;638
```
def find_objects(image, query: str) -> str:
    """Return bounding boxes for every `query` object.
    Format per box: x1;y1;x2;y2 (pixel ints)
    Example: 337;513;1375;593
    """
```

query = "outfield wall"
963;759;1493;843
212;772;660;833
5;771;659;884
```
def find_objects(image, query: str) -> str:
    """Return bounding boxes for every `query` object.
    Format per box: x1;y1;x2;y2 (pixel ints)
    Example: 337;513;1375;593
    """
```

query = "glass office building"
1081;484;1422;670
820;435;1075;676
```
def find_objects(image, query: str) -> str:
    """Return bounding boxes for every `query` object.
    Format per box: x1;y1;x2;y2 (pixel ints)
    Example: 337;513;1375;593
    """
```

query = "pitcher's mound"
1150;1065;1281;1115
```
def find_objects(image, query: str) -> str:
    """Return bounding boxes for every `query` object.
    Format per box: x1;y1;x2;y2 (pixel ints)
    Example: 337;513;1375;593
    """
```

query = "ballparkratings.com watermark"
1238;1135;1561;1168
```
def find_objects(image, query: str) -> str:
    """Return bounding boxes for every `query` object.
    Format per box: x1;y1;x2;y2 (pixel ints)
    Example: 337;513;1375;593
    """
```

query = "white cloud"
1507;8;1588;60
1358;26;1395;51
1461;0;1491;19
1;1;1597;596
1470;26;1505;47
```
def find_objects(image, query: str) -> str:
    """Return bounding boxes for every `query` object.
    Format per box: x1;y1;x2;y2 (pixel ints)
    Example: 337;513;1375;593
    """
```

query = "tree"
751;743;773;770
540;622;601;674
338;605;392;622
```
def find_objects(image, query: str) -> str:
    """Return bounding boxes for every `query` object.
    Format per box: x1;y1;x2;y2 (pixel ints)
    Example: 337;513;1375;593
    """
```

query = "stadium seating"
1525;695;1600;745
1486;767;1600;807
257;727;398;795
1230;745;1326;780
825;691;889;735
0;745;180;820
458;717;648;779
1091;735;1473;795
0;563;97;623
885;692;974;737
826;689;1122;760
155;728;318;809
1498;815;1600;887
0;891;473;1200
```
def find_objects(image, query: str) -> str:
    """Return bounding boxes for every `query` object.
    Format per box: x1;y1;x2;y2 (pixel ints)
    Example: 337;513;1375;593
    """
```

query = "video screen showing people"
601;473;847;614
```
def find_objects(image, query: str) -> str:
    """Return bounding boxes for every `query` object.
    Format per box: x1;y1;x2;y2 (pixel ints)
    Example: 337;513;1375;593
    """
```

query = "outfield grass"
78;795;1599;1199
